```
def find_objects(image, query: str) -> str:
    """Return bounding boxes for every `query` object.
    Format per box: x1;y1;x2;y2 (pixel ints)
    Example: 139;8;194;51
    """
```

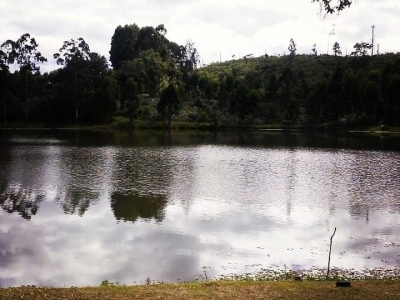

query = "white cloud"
0;0;399;73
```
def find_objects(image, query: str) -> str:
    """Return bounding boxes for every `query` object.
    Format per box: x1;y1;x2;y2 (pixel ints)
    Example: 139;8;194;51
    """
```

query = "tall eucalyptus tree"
1;33;47;120
54;38;91;123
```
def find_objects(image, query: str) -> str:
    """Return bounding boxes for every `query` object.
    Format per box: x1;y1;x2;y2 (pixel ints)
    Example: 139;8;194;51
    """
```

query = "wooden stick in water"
326;227;337;280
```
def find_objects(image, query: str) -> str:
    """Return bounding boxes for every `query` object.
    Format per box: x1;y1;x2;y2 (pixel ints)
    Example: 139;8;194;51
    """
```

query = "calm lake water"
1;130;400;287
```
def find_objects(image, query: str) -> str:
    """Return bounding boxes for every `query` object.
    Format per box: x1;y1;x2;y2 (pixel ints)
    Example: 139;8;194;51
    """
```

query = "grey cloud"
199;6;293;37
2;0;400;71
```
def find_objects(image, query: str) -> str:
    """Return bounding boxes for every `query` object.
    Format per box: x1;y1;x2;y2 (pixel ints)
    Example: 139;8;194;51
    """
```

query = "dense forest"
0;21;399;129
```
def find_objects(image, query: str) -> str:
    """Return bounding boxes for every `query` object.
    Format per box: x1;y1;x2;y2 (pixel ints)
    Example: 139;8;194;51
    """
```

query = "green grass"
1;280;400;300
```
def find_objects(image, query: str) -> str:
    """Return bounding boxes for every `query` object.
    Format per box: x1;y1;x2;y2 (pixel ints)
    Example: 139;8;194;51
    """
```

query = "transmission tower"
371;25;375;55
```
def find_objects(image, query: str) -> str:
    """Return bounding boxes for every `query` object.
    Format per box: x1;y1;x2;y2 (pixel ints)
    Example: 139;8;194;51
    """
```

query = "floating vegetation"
217;267;400;282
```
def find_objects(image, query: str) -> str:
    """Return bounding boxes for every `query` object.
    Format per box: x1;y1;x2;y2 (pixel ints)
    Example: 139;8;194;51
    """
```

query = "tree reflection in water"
56;189;99;217
111;192;167;223
0;184;44;220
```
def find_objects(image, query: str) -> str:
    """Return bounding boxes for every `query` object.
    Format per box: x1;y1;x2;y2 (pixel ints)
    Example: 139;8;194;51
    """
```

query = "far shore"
0;120;399;134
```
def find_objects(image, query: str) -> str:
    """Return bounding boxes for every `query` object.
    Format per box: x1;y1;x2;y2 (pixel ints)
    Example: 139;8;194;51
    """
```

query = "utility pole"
327;24;336;55
371;25;375;56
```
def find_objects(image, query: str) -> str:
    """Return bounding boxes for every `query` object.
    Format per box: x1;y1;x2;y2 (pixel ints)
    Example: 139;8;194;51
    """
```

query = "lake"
0;129;400;287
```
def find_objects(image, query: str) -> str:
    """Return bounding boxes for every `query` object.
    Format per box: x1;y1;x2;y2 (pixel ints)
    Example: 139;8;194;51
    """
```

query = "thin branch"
326;227;337;279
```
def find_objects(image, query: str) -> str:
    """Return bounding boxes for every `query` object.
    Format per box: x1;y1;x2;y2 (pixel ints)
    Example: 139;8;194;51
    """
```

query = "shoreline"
0;122;399;134
1;280;400;300
3;266;400;289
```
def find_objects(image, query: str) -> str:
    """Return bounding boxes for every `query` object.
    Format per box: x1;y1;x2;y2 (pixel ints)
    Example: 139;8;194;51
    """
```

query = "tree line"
0;25;200;127
1;21;399;128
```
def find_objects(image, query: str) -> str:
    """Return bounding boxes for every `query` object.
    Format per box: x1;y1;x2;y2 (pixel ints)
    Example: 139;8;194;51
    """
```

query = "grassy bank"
1;280;400;300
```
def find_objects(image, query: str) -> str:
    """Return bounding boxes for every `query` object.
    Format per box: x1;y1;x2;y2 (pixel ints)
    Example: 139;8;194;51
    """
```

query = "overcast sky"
1;0;399;73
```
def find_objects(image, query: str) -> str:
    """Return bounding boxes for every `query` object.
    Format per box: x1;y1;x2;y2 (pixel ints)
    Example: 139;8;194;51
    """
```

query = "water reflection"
0;184;44;220
0;130;400;287
0;142;115;218
2;129;400;150
54;147;114;216
111;192;167;223
0;144;52;220
347;152;400;220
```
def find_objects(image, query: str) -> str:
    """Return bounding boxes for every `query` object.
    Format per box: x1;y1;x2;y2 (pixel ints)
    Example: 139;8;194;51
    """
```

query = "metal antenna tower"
371;25;375;55
327;24;336;54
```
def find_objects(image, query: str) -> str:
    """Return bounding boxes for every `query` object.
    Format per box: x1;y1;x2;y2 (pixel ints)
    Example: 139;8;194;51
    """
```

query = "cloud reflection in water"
0;131;400;287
